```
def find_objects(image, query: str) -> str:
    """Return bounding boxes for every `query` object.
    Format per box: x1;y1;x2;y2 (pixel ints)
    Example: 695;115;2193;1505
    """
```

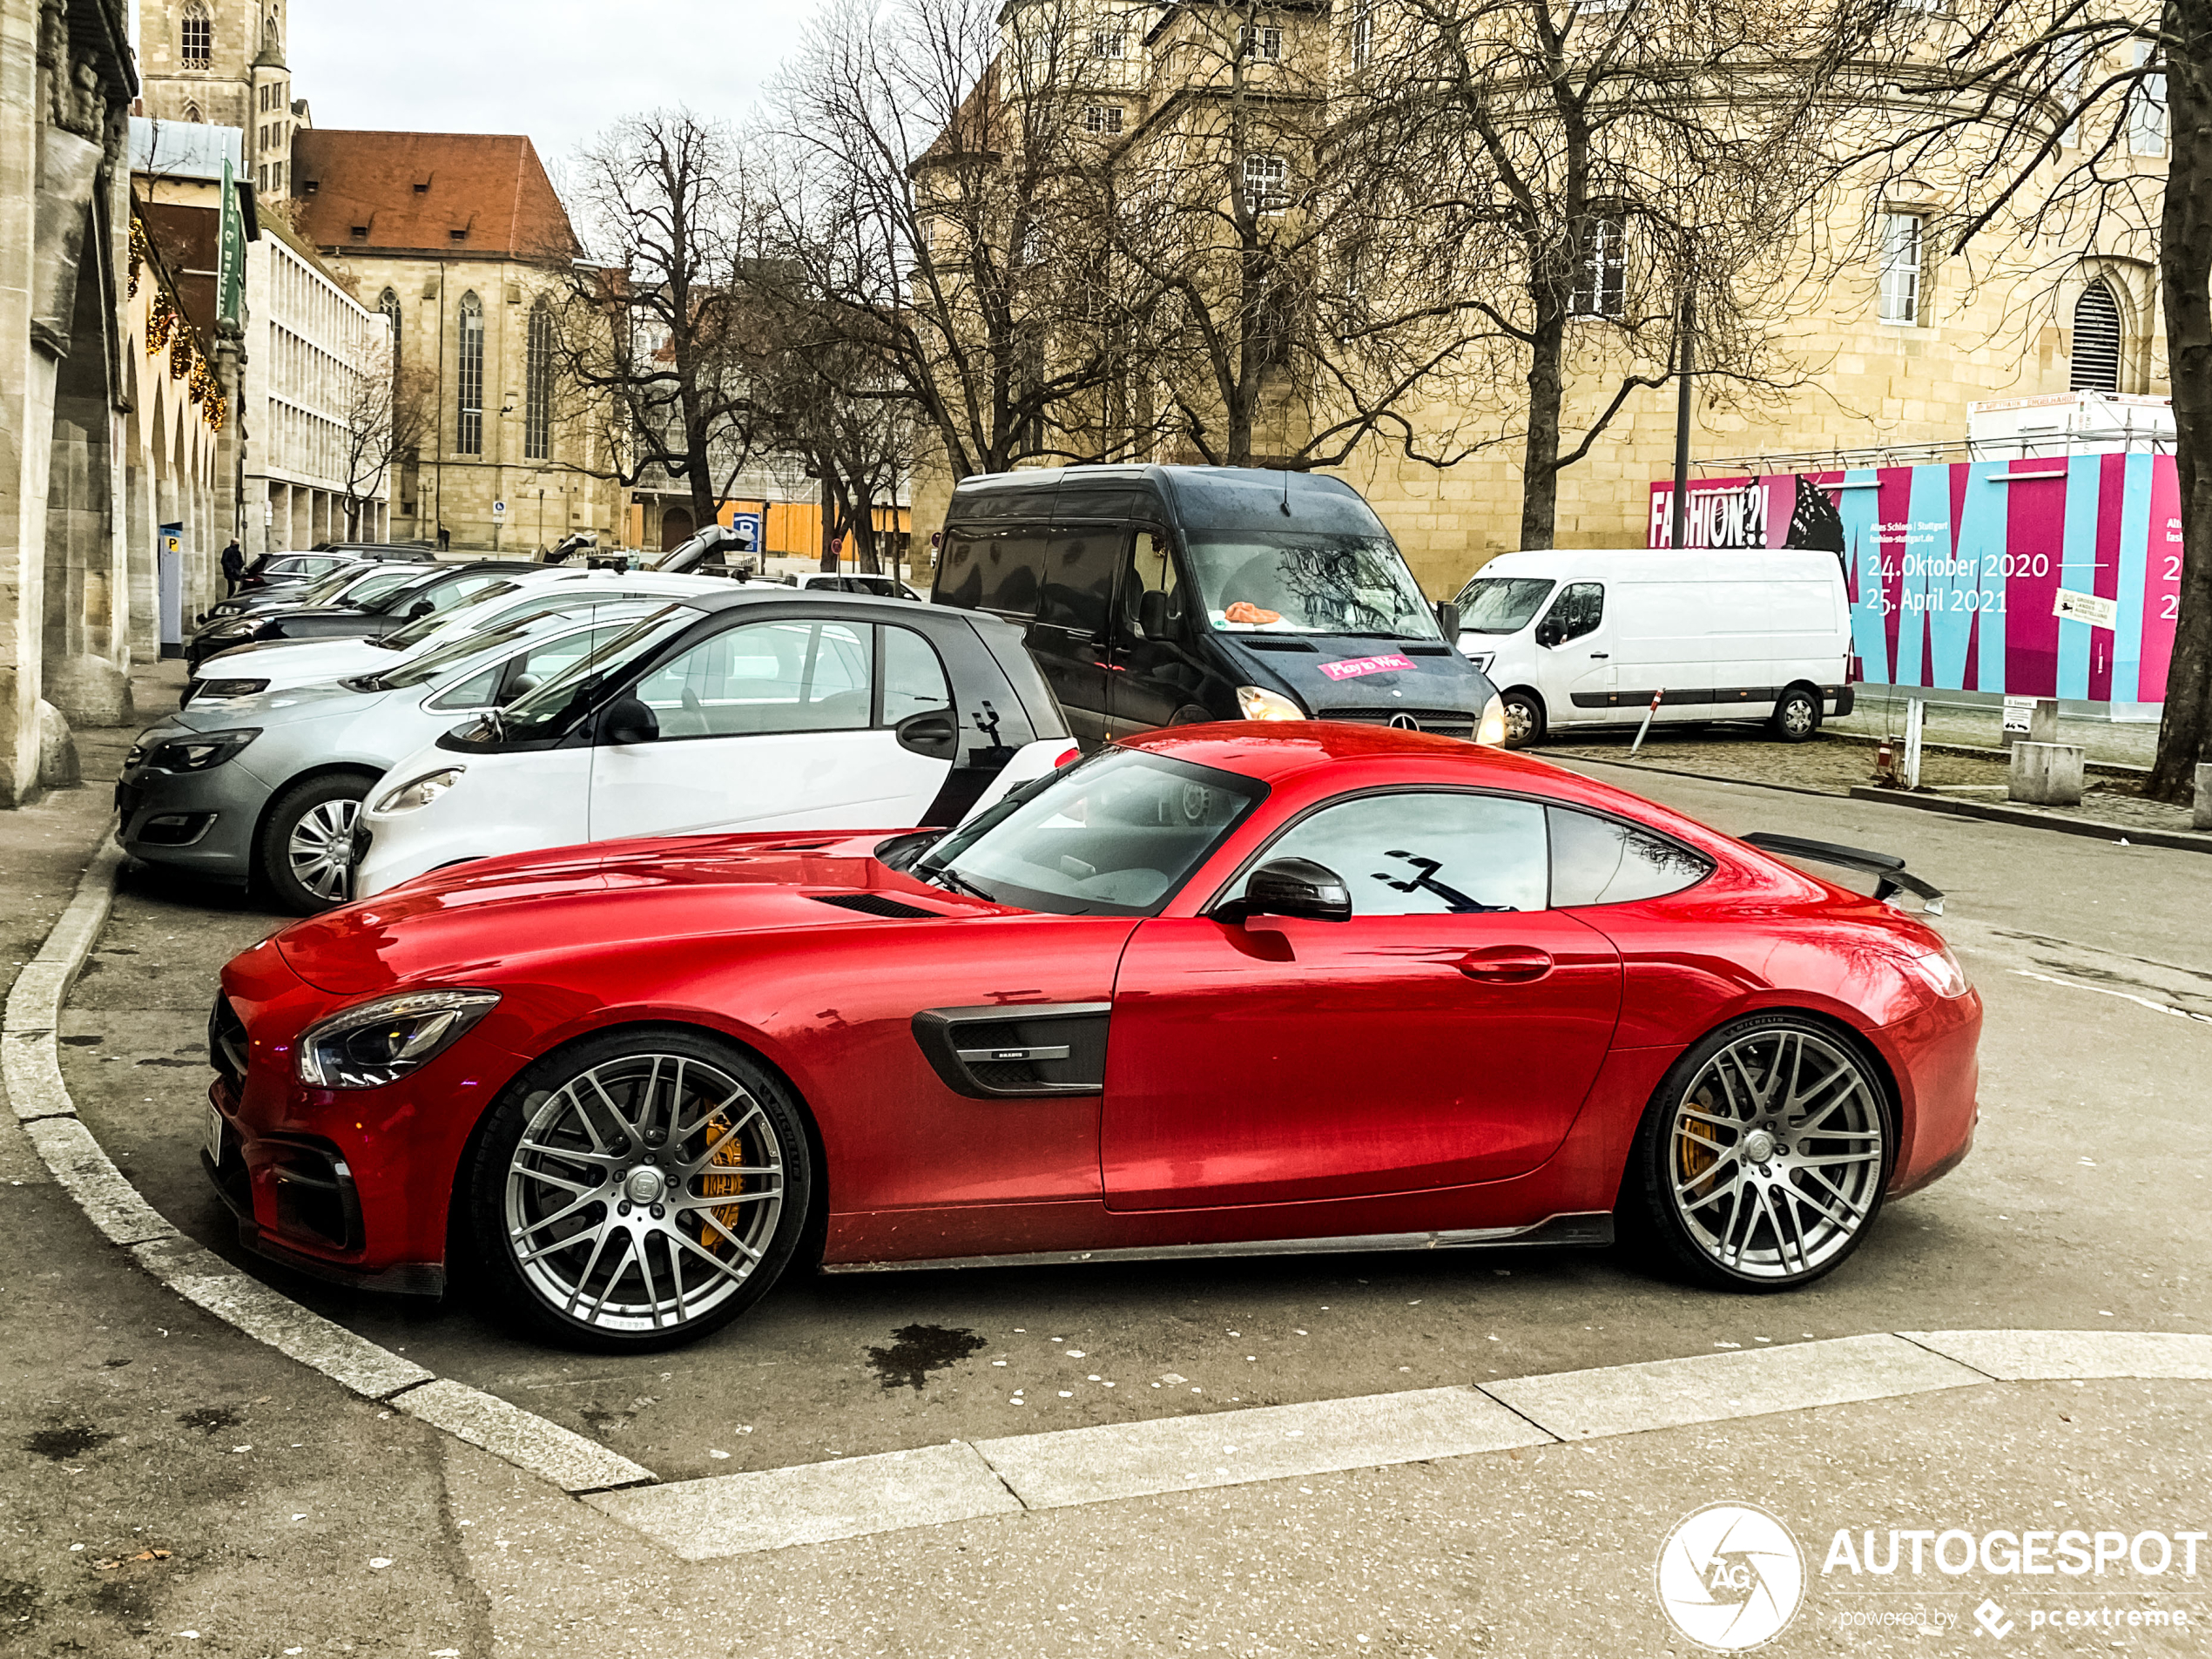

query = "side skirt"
820;1210;1615;1275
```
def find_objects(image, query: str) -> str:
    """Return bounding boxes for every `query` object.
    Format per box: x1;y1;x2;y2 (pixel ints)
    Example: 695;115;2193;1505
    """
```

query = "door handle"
1589;652;1609;659
1454;947;1554;983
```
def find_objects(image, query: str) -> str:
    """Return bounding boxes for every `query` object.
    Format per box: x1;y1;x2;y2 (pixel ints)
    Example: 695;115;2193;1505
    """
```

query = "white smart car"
352;588;1075;898
185;570;733;705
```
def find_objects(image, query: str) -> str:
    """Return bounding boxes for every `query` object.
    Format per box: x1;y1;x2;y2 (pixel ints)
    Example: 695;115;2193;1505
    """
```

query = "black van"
931;465;1498;741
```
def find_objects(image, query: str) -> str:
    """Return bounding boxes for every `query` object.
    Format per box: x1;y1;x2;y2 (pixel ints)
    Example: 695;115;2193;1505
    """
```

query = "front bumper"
116;759;266;882
205;948;526;1288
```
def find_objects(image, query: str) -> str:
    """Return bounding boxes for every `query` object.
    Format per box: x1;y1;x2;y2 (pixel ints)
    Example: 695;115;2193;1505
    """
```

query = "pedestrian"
219;537;245;596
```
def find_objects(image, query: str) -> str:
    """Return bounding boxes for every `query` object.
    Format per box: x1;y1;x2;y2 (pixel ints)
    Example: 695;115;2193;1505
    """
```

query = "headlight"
1899;944;1970;999
1476;692;1507;747
145;729;260;772
374;766;465;814
295;989;501;1089
1235;685;1305;721
196;678;269;698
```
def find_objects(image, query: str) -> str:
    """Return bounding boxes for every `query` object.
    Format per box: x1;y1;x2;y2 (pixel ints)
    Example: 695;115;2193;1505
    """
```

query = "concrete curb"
3;833;657;1499
1845;786;2212;854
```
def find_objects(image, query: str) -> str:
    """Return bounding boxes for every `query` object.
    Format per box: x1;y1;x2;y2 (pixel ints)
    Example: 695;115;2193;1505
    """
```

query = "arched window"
183;101;205;124
456;292;484;455
181;1;212;68
2070;278;2123;393
377;288;402;386
524;298;554;461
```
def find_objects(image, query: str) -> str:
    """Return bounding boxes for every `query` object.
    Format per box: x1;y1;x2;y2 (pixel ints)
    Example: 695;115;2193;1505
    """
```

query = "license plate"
206;1104;226;1168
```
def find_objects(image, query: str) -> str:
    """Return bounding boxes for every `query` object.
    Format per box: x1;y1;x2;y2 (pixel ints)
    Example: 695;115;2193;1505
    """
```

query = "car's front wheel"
1630;1014;1891;1291
259;772;374;914
469;1029;813;1350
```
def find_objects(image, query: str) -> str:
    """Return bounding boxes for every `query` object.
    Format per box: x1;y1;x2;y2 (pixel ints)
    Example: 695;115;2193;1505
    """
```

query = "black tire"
1500;689;1545;749
1626;1012;1892;1292
1770;685;1820;744
469;1027;814;1351
257;772;374;914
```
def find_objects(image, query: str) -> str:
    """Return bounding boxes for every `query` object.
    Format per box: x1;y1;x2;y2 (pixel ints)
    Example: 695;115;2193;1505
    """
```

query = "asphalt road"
57;748;2212;1502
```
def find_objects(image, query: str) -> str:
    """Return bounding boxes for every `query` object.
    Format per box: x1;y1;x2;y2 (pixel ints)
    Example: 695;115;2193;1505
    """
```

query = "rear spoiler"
1738;833;1944;915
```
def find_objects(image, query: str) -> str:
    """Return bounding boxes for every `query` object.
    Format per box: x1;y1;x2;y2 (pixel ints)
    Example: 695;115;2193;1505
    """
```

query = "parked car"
207;723;1977;1346
230;550;356;597
796;572;923;601
352;587;1071;898
185;571;735;703
120;604;661;912
199;561;428;634
931;464;1503;745
1453;548;1854;748
187;561;540;667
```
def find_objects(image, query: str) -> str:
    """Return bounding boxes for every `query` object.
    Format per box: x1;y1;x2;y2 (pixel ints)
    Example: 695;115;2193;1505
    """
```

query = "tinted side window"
1035;528;1119;637
1118;529;1184;637
882;625;952;723
1544;582;1605;645
1261;792;1548;915
1548;806;1710;906
977;529;1046;617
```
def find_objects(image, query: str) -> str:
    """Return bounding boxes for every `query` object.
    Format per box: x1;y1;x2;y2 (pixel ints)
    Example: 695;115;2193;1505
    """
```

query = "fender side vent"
812;893;941;921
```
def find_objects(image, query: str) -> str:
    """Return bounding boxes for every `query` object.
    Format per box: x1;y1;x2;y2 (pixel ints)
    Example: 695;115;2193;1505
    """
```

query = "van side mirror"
1137;589;1171;639
408;599;435;619
1534;617;1563;649
1433;601;1460;641
1214;858;1353;925
601;695;658;745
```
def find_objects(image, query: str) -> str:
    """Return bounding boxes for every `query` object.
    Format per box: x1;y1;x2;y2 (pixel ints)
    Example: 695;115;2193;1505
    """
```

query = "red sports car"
205;725;1979;1349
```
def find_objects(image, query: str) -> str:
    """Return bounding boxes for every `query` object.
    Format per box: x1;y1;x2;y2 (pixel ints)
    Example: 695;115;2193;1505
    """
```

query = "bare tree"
1844;0;2203;799
336;346;431;540
548;111;773;534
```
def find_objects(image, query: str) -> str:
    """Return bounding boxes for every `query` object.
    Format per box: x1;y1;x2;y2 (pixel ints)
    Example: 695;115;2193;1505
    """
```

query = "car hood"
1213;634;1494;716
195;637;393;678
273;834;982;995
172;679;386;728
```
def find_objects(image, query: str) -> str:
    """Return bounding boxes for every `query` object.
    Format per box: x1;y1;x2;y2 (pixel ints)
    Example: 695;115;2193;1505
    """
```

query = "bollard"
2195;763;2212;832
2028;698;2060;745
2009;741;2085;806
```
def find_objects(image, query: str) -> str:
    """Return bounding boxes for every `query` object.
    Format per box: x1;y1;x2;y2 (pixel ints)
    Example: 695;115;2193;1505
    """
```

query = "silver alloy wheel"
1667;1027;1884;1281
503;1054;786;1334
1503;695;1538;745
1777;691;1817;738
287;797;361;900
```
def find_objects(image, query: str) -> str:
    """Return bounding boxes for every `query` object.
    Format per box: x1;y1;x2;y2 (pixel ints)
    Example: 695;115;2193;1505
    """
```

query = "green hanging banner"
217;158;246;330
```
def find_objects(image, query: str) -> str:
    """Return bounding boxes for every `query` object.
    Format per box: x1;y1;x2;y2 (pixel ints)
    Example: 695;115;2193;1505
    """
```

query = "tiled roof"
289;130;579;260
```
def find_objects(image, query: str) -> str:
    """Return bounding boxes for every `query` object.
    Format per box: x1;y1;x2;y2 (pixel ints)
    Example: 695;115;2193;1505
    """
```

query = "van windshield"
1185;533;1440;639
1453;577;1557;635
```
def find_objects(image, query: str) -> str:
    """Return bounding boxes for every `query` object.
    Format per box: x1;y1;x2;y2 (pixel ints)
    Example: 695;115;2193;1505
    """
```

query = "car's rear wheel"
470;1029;813;1350
1631;1014;1890;1291
259;772;374;914
1770;685;1820;743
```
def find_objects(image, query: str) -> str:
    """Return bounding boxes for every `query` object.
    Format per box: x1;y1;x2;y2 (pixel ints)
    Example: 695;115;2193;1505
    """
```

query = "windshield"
291;568;363;606
374;579;528;649
914;749;1266;916
1453;577;1557;635
475;605;698;741
360;618;540;691
341;566;419;607
1185;533;1440;639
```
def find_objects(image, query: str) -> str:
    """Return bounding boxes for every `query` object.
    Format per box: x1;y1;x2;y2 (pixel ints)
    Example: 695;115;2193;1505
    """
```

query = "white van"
1452;549;1853;748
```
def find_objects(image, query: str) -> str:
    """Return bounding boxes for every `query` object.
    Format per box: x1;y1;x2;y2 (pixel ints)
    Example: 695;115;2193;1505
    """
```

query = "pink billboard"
1648;457;2182;704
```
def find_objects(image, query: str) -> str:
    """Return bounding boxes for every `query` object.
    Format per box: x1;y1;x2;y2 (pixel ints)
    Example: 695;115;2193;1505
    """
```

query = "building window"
1239;23;1284;60
1242;153;1289;215
1878;212;1924;325
2069;278;2123;392
1082;104;1124;136
1350;0;1374;67
525;299;554;461
456;291;484;455
378;287;402;381
1569;215;1628;319
183;101;203;123
181;2;212;68
2128;40;2168;155
1091;28;1126;57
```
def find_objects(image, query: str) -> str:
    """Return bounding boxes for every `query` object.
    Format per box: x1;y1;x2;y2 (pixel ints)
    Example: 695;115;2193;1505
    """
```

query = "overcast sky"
282;0;813;169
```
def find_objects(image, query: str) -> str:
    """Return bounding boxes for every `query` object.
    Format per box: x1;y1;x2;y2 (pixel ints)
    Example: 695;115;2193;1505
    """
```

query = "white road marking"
2008;968;2212;1025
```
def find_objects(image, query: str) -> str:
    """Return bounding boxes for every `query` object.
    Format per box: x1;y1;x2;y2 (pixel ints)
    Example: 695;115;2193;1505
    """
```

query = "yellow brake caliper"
698;1113;745;1252
1677;1096;1723;1198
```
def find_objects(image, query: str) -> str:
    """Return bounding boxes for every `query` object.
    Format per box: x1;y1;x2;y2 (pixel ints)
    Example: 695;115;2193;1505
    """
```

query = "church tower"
137;2;300;199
